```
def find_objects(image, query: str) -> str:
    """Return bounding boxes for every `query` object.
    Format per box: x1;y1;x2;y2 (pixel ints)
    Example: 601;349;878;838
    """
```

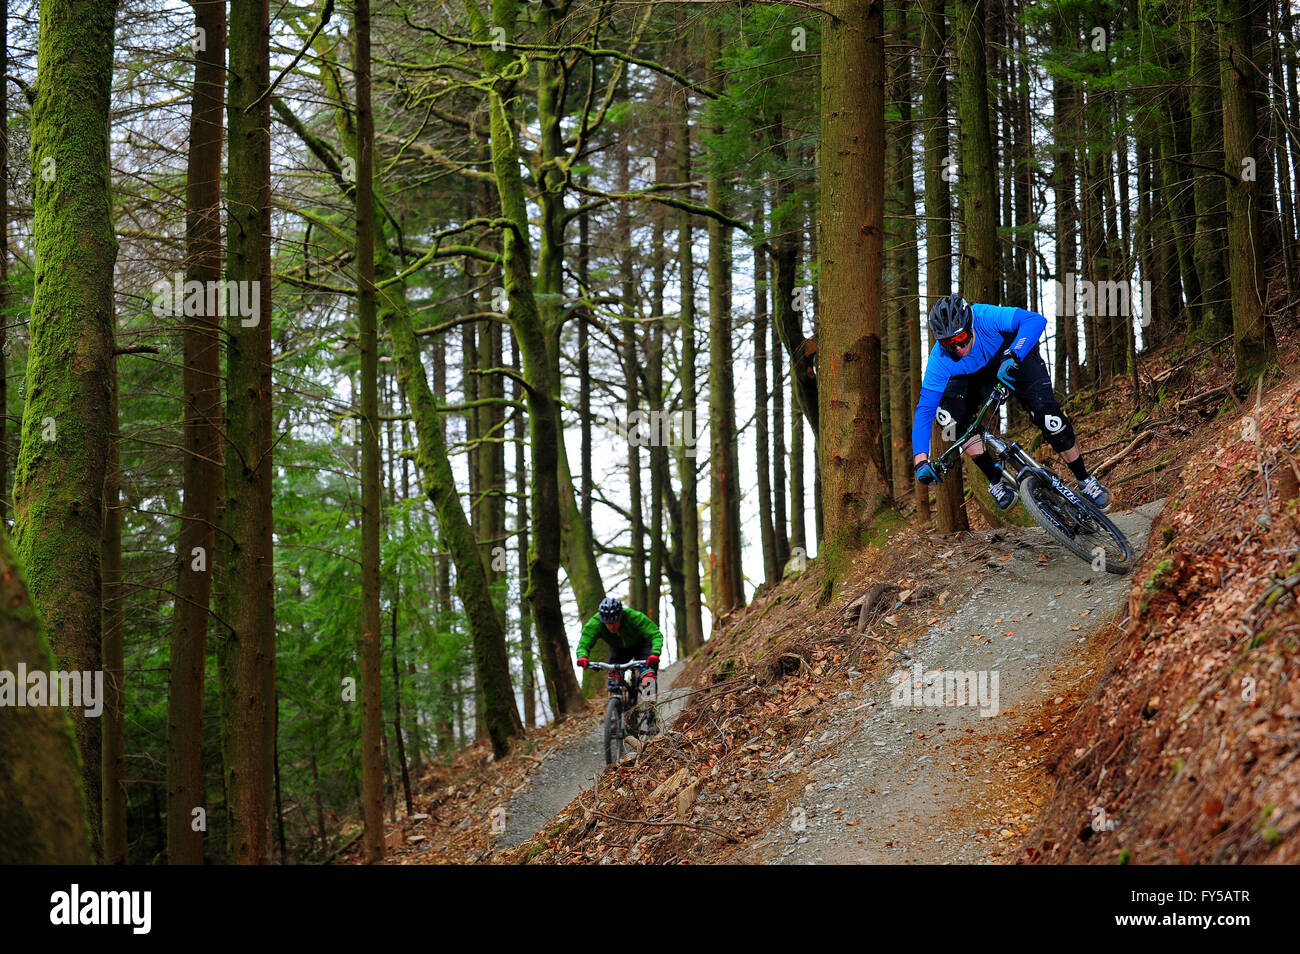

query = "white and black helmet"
598;597;624;622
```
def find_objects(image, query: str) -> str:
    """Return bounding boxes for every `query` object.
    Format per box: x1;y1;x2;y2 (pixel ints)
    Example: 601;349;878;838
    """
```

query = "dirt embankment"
1022;374;1300;865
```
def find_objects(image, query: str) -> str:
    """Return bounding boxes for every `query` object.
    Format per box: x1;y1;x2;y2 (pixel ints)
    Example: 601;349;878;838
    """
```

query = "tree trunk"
391;607;413;816
1051;9;1078;394
706;27;745;617
886;5;915;507
648;162;667;621
354;0;385;863
772;315;790;565
754;202;779;586
102;357;125;863
618;138;647;609
513;342;536;727
676;100;705;652
385;302;524;755
0;530;92;863
166;0;225;867
923;0;968;532
954;0;999;305
1220;0;1278;384
220;0;275;864
0;1;8;527
819;0;892;550
13;0;119;862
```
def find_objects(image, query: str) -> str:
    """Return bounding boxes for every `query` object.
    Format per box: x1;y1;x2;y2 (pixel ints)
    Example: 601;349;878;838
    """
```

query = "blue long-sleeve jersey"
910;303;1047;457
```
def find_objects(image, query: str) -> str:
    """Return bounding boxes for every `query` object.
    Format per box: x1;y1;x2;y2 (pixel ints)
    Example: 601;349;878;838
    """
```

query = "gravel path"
496;660;691;848
753;499;1164;864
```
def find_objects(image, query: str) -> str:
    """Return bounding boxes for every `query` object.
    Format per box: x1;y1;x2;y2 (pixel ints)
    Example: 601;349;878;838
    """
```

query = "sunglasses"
940;329;972;352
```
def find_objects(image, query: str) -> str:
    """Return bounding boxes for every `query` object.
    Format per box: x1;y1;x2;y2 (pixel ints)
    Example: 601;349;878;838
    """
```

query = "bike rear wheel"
603;696;624;764
1020;474;1134;574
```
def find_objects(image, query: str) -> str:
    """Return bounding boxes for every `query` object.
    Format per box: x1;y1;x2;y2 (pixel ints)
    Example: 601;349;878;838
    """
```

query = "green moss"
524;842;548;862
1144;558;1174;594
1250;625;1275;649
861;504;907;548
1118;848;1132;865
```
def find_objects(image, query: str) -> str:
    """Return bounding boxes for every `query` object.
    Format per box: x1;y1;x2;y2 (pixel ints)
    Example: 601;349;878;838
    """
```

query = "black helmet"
928;294;974;357
598;597;624;623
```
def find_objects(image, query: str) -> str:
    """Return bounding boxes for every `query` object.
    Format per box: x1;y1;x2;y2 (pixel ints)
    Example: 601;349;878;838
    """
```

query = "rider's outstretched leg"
1014;351;1112;511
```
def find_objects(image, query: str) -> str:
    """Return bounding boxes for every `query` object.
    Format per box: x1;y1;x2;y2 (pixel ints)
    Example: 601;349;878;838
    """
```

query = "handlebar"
586;659;650;672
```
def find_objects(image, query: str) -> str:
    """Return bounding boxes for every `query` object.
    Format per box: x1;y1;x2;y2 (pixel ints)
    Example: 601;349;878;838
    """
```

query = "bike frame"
929;383;1093;528
587;659;651;709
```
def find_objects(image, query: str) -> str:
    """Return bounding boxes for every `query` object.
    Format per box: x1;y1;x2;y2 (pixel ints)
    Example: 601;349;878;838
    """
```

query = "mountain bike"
587;659;659;764
928;382;1134;574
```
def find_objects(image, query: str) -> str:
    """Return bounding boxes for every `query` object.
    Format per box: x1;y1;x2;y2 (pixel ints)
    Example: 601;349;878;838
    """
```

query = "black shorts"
936;345;1076;453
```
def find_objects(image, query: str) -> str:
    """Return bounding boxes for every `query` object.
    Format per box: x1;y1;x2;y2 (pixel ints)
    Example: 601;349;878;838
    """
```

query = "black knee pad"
1029;404;1075;452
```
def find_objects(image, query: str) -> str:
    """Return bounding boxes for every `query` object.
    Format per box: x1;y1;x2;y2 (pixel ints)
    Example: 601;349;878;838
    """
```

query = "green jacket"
575;608;664;659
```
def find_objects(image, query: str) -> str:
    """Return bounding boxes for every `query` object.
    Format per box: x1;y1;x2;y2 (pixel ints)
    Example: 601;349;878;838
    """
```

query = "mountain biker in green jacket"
576;597;664;686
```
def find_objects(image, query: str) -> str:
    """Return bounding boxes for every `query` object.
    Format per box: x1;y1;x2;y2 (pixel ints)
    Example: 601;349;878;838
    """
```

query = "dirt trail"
495;660;691;849
748;499;1164;864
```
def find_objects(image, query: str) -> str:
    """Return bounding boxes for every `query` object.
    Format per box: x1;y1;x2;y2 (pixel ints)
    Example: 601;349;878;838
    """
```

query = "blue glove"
915;460;939;485
997;352;1020;388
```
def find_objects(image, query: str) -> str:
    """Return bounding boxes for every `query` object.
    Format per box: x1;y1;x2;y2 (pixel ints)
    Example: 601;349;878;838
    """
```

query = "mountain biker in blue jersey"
910;294;1112;513
576;597;664;690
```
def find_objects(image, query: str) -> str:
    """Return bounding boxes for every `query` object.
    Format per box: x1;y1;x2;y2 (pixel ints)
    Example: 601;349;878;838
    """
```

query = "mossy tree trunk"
953;0;998;305
13;0;119;863
0;531;92;863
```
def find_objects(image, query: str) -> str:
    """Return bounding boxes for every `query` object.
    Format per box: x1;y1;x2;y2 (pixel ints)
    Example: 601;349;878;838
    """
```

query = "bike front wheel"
603;696;625;765
1019;474;1134;574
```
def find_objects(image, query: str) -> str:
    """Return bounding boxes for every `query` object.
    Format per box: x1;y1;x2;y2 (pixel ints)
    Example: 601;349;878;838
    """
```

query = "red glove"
647;654;659;668
577;657;588;668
